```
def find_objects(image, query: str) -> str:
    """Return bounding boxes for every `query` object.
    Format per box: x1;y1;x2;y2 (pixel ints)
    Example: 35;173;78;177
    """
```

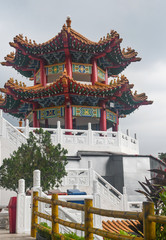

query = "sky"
0;0;165;157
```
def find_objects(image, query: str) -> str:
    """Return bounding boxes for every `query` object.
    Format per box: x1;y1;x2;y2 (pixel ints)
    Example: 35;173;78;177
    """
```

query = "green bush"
37;222;52;240
37;222;84;240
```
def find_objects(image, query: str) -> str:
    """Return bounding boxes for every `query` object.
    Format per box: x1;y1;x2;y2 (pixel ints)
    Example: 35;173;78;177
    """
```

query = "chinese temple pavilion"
0;17;152;131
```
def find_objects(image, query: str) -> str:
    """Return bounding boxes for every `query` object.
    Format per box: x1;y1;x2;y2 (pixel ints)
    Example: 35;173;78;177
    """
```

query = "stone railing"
16;170;102;238
17;121;139;155
0;110;139;156
0;110;27;147
61;163;126;211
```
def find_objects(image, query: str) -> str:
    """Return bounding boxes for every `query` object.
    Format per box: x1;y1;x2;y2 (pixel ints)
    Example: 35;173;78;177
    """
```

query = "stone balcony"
17;121;139;156
0;109;139;156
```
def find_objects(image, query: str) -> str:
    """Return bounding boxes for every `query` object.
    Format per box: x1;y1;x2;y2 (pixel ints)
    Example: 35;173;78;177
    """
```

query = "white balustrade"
61;165;126;211
16;167;129;236
0;109;139;156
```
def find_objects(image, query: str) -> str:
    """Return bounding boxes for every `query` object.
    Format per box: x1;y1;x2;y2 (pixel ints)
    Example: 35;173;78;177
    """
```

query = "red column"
34;70;37;86
40;61;47;87
100;102;107;131
65;103;73;129
45;119;49;128
91;59;98;85
113;111;119;132
33;104;40;128
65;55;72;78
104;68;108;85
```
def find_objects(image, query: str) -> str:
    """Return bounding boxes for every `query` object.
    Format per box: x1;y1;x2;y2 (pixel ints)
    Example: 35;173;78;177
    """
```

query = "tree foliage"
136;168;166;239
0;129;68;192
158;152;166;163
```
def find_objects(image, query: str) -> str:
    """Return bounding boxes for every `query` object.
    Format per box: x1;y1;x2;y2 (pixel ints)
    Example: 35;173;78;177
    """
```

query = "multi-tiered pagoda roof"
0;17;152;130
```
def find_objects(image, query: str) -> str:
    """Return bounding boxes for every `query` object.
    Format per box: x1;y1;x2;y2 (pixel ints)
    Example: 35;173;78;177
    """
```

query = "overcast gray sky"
0;0;165;157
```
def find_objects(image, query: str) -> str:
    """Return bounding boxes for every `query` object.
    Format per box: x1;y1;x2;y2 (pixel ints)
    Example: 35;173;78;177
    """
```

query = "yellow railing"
31;191;166;240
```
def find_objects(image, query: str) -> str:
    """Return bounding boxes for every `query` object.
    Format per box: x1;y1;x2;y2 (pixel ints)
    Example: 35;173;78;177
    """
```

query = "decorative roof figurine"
0;17;152;131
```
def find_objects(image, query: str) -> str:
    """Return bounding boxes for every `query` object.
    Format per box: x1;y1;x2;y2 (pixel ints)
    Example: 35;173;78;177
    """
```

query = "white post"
88;122;92;145
0;110;6;137
73;184;78;189
25;119;29;138
16;179;26;233
32;170;42;224
93;180;102;230
0;109;2;118
117;131;122;152
33;169;41;189
18;179;25;194
57;121;61;144
0;109;3;136
93;180;98;195
88;160;93;187
122;186;128;211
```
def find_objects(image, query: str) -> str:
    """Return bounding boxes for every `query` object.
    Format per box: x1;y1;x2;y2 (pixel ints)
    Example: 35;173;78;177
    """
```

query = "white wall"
123;156;151;201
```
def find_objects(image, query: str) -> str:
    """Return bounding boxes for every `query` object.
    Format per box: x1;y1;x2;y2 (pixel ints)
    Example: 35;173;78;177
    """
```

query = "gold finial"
23;82;26;87
9;78;14;83
19;81;22;87
33;40;37;45
117;76;120;84
15;80;18;85
25;36;28;43
19;119;23;127
63;24;67;30
66;16;71;28
63;68;67;76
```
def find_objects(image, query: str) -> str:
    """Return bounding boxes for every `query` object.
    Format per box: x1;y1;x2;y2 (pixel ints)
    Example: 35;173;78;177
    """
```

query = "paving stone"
0;230;35;239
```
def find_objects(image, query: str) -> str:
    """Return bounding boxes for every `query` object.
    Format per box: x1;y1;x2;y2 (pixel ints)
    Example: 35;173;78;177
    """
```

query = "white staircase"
61;166;127;211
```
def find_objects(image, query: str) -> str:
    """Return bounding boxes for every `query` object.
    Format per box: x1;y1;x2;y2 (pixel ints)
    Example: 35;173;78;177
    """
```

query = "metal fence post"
143;201;156;240
31;191;38;238
85;199;93;240
52;194;59;239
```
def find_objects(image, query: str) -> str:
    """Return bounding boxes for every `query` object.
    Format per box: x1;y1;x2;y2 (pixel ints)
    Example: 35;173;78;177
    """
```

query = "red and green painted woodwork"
3;25;140;81
35;62;107;86
100;102;107;131
35;105;117;130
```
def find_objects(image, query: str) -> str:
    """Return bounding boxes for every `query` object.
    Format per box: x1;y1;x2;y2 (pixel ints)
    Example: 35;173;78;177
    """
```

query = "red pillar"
34;70;37;86
40;61;47;87
33;104;40;128
65;103;73;129
113;111;119;132
91;59;98;85
45;119;49;128
100;102;107;131
65;55;72;78
104;68;108;85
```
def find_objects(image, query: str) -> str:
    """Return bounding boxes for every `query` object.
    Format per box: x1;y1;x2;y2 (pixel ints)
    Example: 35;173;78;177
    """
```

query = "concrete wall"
0;136;19;206
123;156;151;201
68;153;166;202
105;155;124;193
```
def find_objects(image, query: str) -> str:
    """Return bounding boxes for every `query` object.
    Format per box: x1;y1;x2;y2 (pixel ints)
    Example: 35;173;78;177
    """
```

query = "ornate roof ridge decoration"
1;17;141;75
0;71;152;107
8;23;139;59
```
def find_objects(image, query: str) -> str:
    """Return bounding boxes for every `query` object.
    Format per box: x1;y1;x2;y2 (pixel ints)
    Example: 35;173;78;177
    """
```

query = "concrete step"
0;230;35;239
